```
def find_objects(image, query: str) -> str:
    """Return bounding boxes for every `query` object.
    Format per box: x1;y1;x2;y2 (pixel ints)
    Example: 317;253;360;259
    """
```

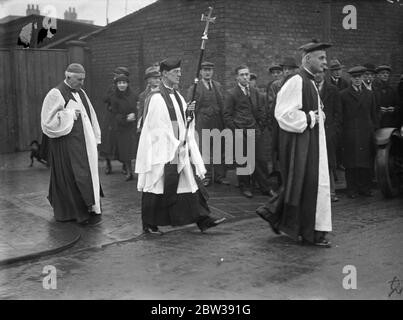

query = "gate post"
66;40;87;64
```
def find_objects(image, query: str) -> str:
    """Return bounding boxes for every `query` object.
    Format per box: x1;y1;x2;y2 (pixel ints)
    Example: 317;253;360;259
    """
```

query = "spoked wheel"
376;136;403;198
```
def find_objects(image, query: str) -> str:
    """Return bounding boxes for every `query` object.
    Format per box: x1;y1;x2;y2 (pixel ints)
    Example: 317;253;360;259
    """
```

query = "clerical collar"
302;67;316;80
64;79;76;92
303;67;314;76
162;81;174;93
64;80;79;93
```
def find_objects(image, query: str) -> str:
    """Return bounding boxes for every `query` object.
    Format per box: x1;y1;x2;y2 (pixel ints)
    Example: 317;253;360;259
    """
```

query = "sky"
0;0;158;26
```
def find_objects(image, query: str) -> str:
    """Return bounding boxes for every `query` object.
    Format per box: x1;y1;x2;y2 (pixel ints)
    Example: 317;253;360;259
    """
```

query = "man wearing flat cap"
135;57;226;235
266;64;283;92
373;64;402;128
327;59;349;91
137;64;161;133
340;66;378;199
41;63;103;226
265;63;283;117
362;63;377;91
186;61;229;187
100;66;131;175
266;57;300;171
257;40;333;247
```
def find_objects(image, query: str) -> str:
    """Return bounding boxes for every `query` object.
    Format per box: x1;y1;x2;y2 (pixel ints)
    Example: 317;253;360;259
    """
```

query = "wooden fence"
0;45;91;153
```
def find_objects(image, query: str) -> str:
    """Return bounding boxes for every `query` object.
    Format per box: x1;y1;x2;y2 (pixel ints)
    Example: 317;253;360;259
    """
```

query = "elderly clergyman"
257;40;333;247
41;63;103;226
135;57;226;235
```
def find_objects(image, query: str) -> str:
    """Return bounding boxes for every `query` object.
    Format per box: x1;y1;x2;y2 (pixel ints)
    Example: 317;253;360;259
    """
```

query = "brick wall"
85;0;225;119
223;0;402;91
85;0;402;118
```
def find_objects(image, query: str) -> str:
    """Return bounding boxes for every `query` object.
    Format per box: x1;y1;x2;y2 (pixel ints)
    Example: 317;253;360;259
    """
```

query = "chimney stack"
26;4;40;16
64;7;78;21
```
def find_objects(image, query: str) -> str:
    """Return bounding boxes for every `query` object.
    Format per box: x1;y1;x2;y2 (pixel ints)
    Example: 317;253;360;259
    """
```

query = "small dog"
29;140;48;167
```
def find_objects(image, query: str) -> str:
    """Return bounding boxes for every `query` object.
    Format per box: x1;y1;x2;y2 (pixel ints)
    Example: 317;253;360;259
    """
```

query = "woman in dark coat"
110;74;138;181
99;84;118;174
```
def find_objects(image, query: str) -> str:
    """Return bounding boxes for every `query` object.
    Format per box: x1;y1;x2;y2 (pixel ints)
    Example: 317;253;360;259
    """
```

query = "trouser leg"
345;168;358;195
253;159;272;194
329;168;336;196
358;167;372;193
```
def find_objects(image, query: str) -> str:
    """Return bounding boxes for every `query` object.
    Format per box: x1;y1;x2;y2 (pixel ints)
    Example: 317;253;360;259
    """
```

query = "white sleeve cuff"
309;111;316;128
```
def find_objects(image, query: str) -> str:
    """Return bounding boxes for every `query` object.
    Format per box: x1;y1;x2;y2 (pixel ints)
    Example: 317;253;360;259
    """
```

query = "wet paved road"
1;152;402;299
1;195;402;299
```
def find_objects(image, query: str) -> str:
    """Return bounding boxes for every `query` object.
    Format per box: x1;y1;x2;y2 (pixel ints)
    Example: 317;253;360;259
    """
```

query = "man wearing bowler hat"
257;40;333;247
340;66;378;198
186;61;229;187
327;59;349;91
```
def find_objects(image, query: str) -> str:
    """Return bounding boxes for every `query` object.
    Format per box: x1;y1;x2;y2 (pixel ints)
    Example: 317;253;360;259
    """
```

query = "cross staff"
184;6;216;146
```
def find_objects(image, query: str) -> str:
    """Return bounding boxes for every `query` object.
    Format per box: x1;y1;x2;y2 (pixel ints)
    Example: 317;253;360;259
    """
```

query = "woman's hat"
114;74;129;83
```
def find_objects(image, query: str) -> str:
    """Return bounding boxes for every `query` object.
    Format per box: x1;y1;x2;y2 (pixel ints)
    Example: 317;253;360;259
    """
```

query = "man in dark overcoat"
373;65;402;129
327;59;349;91
315;71;342;202
186;61;229;187
340;66;378;198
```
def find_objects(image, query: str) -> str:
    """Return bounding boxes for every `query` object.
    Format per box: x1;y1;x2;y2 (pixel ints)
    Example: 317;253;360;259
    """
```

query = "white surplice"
41;85;102;214
275;74;332;232
135;91;206;194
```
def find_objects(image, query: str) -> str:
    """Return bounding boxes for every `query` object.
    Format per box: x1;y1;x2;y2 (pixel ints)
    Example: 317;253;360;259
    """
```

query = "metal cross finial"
201;7;216;38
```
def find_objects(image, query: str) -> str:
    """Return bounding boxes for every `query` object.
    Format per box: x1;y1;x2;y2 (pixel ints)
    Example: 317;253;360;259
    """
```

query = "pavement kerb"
0;233;81;268
0;213;259;268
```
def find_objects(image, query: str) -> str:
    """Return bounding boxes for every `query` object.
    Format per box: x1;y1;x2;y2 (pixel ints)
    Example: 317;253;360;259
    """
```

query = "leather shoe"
215;178;230;185
313;238;332;248
199;217;226;232
143;226;163;235
301;238;332;248
202;178;211;187
241;189;253;198
87;214;103;227
256;206;281;235
331;195;339;202
125;173;133;181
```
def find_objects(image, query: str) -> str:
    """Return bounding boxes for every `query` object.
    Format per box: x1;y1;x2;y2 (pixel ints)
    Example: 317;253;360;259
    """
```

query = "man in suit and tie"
223;65;272;198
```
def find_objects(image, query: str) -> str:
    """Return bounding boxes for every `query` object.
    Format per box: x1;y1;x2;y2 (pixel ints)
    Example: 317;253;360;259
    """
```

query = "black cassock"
46;82;102;223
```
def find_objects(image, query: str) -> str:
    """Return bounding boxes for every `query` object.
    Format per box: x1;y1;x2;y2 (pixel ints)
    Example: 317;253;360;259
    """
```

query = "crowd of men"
40;39;403;247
